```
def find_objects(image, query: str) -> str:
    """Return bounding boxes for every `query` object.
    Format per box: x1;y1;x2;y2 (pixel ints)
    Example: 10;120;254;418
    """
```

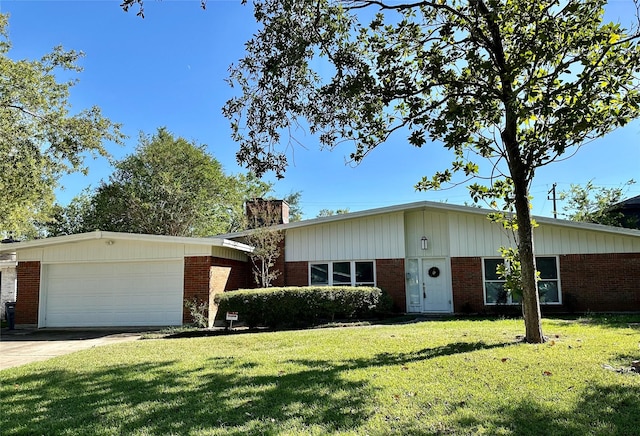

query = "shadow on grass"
442;383;640;436
0;357;373;435
0;339;514;435
1;336;637;435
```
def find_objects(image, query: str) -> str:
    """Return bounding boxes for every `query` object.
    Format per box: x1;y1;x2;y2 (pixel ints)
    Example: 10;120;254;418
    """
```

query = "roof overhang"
0;231;254;254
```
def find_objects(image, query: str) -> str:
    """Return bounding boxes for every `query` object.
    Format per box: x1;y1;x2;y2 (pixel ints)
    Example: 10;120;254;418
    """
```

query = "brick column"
16;261;40;325
451;257;484;314
376;258;406;312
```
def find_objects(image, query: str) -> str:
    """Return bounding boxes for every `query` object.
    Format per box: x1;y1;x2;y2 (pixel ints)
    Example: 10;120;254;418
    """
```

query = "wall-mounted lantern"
421;236;428;250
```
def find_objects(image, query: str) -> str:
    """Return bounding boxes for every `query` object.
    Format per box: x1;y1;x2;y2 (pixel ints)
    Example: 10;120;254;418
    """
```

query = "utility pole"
548;183;558;219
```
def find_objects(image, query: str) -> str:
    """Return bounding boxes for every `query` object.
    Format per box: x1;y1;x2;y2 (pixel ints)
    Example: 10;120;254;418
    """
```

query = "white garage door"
42;261;184;327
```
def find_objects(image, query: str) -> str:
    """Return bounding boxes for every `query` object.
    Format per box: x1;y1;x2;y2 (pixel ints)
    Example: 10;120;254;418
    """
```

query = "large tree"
0;13;123;237
221;0;640;343
49;128;273;237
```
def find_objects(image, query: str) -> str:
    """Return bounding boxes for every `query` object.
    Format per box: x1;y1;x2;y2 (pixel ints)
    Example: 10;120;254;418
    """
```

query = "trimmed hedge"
214;286;393;328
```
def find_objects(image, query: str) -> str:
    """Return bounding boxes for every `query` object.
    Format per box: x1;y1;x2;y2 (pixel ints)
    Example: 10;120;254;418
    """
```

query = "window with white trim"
483;256;561;305
310;261;375;286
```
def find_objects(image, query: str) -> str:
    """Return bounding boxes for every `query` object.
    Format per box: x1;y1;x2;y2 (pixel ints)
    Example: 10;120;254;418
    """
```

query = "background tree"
223;0;640;343
0;13;123;238
560;179;638;228
44;128;272;237
317;208;350;217
39;188;95;236
39;130;302;237
282;191;304;222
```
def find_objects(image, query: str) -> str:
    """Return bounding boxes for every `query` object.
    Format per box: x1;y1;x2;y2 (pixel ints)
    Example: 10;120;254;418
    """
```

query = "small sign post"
226;311;239;330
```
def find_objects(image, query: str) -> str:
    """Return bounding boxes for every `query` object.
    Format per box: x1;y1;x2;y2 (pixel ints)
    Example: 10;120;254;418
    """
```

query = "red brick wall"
559;253;640;312
451;253;640;314
213;257;251;291
376;258;406;311
284;261;308;286
183;256;251;323
16;261;40;325
451;257;485;314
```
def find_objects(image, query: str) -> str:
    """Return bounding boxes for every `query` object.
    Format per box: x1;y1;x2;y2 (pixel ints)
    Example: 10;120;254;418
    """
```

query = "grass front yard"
1;316;639;435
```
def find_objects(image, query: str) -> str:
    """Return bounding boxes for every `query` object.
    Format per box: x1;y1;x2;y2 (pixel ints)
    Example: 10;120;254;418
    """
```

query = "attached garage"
1;231;252;328
41;260;184;327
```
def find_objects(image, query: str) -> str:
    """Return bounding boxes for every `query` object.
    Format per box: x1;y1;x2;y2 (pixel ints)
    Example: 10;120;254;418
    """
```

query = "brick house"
1;200;639;328
223;200;640;315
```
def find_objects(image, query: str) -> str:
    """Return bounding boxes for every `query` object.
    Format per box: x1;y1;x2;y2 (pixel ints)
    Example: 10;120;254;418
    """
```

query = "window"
483;256;560;305
310;261;375;286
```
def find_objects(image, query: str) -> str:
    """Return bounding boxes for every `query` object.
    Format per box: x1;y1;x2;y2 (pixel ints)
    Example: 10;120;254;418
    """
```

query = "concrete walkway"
0;328;147;371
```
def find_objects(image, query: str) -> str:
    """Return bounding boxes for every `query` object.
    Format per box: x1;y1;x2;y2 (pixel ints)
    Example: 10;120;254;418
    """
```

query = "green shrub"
184;298;209;328
214;286;392;328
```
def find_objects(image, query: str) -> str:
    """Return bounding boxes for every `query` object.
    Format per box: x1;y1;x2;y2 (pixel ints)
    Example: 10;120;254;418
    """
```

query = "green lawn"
1;316;639;435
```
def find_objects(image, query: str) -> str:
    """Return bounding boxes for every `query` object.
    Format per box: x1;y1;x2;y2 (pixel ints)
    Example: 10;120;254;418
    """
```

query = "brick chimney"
245;198;290;229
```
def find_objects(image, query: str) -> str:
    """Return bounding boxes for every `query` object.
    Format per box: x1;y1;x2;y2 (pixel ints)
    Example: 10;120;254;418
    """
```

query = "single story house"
222;200;640;315
1;200;639;328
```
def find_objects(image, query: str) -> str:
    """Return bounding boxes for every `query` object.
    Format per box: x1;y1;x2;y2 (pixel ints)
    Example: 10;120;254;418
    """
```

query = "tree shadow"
0;357;373;435
545;314;640;330
445;382;640;436
0;339;516;435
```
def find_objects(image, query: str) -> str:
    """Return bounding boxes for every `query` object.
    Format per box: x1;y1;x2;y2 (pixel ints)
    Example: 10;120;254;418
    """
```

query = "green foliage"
184;298;209;329
317;208;350;217
42;128;273;237
560;179;638;228
2;317;640;434
223;0;640;343
87;128;240;236
214;286;393;328
0;13;123;237
281;191;304;222
38;188;94;236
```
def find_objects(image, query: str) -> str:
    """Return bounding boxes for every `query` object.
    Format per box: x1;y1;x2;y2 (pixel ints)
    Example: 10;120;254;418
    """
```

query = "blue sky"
1;0;639;220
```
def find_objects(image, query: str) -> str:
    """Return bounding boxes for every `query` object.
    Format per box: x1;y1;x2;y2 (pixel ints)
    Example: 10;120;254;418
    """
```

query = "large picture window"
310;261;375;287
483;256;561;305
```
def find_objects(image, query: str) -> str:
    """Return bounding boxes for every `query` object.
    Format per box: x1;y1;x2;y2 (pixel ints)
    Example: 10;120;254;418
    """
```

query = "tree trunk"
512;177;545;343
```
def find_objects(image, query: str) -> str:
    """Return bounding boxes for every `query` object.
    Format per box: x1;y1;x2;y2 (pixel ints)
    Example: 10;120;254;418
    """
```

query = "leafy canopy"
43;128;273;237
225;0;640;189
0;13;123;237
223;0;640;343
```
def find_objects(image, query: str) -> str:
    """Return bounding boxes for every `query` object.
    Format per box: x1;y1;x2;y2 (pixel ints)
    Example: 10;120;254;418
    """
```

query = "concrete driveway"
0;328;148;371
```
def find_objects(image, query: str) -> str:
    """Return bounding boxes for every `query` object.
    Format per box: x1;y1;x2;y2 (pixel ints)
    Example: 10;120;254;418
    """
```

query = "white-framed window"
483;256;561;305
309;261;376;287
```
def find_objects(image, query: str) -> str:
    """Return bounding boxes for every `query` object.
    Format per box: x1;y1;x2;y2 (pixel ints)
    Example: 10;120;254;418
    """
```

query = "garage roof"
0;231;254;254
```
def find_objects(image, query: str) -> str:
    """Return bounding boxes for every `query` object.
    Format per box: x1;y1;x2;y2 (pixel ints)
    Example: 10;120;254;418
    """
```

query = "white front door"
405;258;453;313
422;258;451;312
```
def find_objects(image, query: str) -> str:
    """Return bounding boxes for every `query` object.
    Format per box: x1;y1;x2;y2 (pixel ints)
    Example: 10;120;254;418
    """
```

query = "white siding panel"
532;224;640;254
404;210;450;258
210;246;249;262
285;212;405;261
185;244;214;257
449;213;514;257
17;248;44;262
40;239;184;264
448;211;640;256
